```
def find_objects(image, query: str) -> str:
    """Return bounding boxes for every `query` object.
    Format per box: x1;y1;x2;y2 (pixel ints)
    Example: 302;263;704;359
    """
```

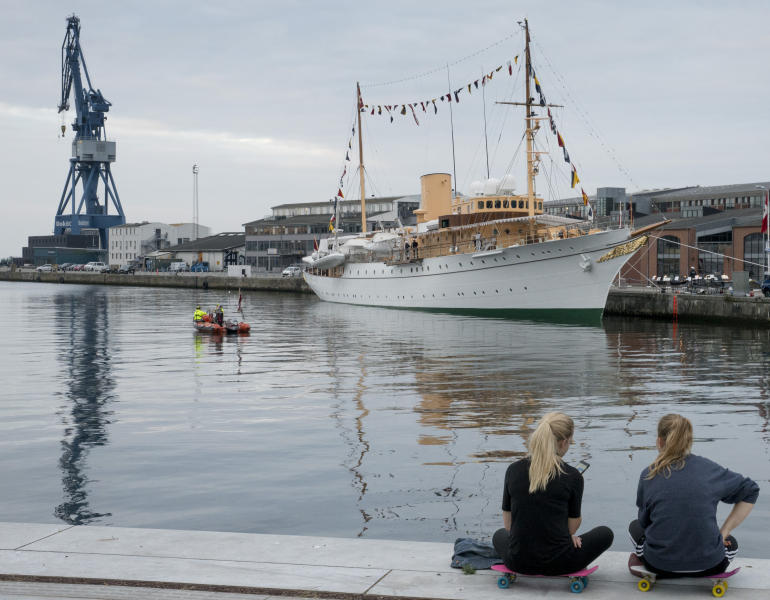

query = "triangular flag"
507;60;512;75
557;132;565;147
495;65;502;72
337;188;344;199
581;188;589;206
514;55;519;64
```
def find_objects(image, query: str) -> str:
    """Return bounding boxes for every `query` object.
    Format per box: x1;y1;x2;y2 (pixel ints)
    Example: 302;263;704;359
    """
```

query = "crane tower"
55;14;125;250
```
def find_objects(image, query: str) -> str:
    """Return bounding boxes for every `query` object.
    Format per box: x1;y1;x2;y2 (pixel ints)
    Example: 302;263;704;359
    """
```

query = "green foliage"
462;564;476;575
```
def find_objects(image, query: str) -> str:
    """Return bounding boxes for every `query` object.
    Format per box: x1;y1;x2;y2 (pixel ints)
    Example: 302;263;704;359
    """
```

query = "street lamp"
756;185;768;280
192;164;199;241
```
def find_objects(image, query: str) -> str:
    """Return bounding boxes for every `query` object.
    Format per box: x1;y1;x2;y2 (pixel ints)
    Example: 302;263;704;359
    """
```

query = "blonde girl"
630;414;759;577
492;412;613;575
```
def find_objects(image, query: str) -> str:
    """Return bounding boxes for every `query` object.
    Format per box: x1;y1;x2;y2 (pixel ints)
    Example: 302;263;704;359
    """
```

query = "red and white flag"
762;191;769;233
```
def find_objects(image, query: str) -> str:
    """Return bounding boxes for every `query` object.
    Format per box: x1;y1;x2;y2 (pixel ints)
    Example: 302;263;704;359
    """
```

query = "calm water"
2;282;768;556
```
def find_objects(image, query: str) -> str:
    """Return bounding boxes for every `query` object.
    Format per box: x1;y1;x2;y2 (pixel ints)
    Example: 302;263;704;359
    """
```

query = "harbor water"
2;281;768;556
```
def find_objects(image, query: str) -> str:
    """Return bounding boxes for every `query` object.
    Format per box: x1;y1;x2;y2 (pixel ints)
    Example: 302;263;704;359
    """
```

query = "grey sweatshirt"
636;454;759;572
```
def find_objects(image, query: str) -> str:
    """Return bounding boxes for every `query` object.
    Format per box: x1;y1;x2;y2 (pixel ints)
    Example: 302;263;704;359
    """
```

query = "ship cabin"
407;173;572;259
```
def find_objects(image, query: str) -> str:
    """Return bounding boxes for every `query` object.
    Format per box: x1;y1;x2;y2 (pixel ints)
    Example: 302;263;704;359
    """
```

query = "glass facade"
743;232;765;281
656;235;681;277
697;231;731;276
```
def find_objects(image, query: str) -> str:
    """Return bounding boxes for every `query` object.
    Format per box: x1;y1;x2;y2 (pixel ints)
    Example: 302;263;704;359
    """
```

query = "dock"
1;522;768;599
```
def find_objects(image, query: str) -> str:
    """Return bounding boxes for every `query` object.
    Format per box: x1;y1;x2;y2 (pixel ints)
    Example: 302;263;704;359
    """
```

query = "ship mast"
523;19;536;219
356;82;367;234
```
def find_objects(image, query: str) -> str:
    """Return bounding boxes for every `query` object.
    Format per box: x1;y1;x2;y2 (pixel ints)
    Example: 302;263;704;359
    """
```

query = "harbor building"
146;232;245;271
23;232;102;266
621;208;765;284
107;222;211;268
244;195;420;271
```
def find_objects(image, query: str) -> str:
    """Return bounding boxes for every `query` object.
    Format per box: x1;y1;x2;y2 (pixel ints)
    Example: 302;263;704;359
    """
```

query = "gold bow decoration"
597;236;647;263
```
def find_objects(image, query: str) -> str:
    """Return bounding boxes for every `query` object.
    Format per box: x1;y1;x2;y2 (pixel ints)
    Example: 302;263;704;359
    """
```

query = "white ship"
304;20;661;314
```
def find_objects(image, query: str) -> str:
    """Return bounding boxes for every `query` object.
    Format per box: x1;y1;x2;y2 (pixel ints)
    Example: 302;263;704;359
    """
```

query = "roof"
269;194;418;211
660;207;762;233
646;182;770;202
245;211;392;228
165;232;245;252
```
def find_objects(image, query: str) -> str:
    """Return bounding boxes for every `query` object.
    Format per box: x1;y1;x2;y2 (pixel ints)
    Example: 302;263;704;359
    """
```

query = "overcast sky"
2;1;769;257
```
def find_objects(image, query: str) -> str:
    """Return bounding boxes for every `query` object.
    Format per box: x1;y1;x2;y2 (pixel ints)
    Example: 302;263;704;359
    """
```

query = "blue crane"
55;14;125;250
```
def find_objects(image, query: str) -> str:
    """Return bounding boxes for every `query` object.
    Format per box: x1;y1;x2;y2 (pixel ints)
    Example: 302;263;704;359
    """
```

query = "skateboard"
491;563;598;593
628;553;740;597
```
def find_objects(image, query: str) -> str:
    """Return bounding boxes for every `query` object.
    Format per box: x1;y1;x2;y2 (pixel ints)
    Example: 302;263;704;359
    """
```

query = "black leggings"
492;526;614;576
628;520;736;578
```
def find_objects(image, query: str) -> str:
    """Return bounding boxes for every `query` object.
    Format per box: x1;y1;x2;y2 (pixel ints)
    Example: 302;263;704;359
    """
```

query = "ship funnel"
415;173;452;225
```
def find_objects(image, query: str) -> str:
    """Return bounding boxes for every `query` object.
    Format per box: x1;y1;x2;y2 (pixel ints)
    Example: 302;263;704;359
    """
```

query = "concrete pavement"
0;522;768;599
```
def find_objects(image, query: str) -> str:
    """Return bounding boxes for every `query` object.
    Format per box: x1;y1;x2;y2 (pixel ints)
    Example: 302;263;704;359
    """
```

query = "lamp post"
192;164;199;241
756;185;768;281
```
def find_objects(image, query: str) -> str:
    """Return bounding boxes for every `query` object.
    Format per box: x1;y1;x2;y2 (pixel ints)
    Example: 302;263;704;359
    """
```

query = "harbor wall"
0;270;310;293
604;287;770;325
3;270;770;325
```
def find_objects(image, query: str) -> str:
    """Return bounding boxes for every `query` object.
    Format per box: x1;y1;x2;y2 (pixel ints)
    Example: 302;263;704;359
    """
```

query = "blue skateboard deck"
491;563;598;593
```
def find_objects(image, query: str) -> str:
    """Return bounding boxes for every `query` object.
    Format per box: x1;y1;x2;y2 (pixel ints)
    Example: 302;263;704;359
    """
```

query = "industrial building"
244;195;419;272
145;233;245;271
107;222;211;268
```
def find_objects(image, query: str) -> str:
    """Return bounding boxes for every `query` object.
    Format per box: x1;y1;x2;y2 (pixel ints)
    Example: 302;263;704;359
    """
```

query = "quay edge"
2;270;769;326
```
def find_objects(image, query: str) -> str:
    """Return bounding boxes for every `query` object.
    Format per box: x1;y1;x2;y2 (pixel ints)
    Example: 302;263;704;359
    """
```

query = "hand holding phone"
576;460;590;474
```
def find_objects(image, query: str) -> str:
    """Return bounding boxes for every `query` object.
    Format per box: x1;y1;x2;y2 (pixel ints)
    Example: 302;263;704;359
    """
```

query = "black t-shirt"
502;457;584;570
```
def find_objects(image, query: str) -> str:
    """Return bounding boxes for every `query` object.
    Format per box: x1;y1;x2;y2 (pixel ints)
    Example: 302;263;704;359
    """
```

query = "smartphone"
576;460;590;474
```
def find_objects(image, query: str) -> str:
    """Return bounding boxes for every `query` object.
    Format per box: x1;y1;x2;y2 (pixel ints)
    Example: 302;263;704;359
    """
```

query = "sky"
1;0;769;257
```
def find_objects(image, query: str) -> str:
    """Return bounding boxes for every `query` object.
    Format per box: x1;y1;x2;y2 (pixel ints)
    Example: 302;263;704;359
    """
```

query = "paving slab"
0;524;73;551
19;525;448;572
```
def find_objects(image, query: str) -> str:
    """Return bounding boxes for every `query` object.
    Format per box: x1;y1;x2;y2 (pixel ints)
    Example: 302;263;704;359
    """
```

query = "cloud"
0;102;337;165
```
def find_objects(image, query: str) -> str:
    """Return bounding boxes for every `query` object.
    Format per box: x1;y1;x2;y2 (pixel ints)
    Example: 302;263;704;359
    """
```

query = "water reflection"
53;290;114;525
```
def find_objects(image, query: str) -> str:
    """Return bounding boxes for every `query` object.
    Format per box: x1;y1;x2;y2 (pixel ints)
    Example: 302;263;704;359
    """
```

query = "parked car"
36;264;54;272
169;261;189;272
117;264;135;274
282;266;302;278
59;263;71;271
97;264;112;273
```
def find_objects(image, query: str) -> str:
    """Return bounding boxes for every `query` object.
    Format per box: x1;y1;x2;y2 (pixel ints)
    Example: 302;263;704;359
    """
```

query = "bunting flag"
563;147;570;163
514;55;518;64
571;166;580;189
328;214;336;232
587;203;594;222
581;188;590;206
409;104;419;125
548;108;557;134
454;89;460;103
337;188;344;198
345;151;350;161
507;60;512;75
762;190;769;233
557;132;565;148
313;237;319;251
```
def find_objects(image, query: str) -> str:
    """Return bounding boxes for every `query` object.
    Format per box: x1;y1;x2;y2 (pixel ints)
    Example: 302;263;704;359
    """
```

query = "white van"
169;261;189;272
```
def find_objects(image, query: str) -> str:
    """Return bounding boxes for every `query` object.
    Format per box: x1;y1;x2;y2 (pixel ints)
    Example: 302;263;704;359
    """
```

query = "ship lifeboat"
302;251;345;269
194;320;225;334
225;320;251;334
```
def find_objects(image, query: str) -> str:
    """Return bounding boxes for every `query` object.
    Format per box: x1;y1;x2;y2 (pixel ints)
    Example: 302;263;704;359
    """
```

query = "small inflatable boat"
194;320;225;334
224;320;251;334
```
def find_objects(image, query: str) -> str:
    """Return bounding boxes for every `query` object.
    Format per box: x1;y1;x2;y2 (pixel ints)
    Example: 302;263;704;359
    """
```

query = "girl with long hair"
630;414;759;576
492;412;613;575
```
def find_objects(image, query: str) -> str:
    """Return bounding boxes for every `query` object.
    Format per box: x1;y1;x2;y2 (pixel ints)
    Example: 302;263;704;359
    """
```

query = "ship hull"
304;228;635;312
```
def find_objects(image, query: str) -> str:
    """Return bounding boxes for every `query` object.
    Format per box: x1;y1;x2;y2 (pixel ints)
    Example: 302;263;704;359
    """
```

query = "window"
697;231;731;275
495;200;501;209
743;233;764;280
477;201;484;210
486;200;493;209
656;235;680;277
503;200;509;208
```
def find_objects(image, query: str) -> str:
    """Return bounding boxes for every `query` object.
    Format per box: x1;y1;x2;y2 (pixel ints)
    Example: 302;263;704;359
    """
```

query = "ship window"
503;200;509;208
478;201;484;209
493;229;498;235
539;202;543;210
495;200;501;208
518;200;524;208
486;200;493;209
505;229;510;234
